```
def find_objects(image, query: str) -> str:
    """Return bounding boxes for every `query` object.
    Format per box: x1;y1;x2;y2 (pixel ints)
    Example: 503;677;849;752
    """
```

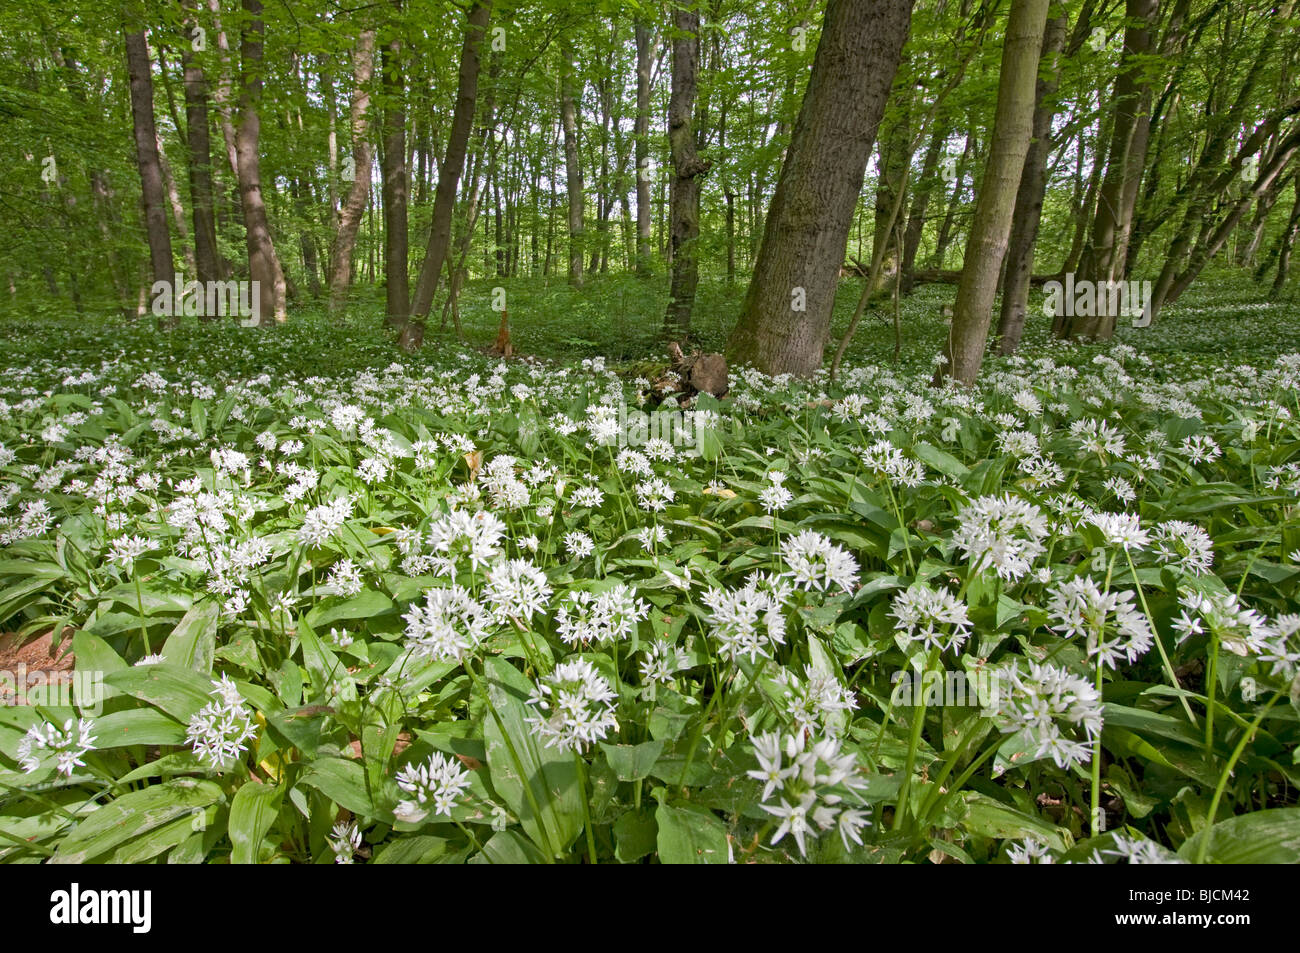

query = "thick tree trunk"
560;37;585;288
995;13;1066;356
329;30;376;310
402;0;491;348
663;2;709;342
381;26;409;326
726;0;914;377
125;29;175;295
181;0;221;285
937;0;1051;386
235;0;286;322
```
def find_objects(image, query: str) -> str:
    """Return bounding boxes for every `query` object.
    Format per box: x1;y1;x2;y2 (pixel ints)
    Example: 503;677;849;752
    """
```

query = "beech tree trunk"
181;0;221;285
125;28;175;296
634;21;654;277
402;0;491;348
329;29;376;310
663;1;709;342
1066;0;1158;340
726;0;914;376
381;24;409;326
995;13;1066;356
937;0;1051;386
235;0;286;322
560;37;585;288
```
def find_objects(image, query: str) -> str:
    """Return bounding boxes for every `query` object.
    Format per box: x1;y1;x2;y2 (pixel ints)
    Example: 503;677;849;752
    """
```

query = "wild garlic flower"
1090;511;1151;552
1171;589;1272;656
780;530;860;593
186;674;258;770
525;659;618;753
298;496;353;547
1046;576;1153;668
329;820;362;863
402;585;491;663
952;494;1048;582
17;717;97;778
772;665;858;735
891;583;973;653
639;638;690;687
564;530;595;559
1151;520;1214;575
992;662;1102;770
426;509;506;575
483;558;552;622
748;731;871;858
555;584;648;646
1105;832;1186;864
701;580;788;663
394;752;473;823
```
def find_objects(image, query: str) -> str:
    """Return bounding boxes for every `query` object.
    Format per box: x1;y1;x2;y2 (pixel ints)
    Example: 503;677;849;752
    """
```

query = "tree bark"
1065;0;1158;340
937;0;1050;386
663;1;709;342
181;0;221;285
560;37;585;288
634;20;654;277
726;0;914;377
995;13;1066;356
125;28;175;296
235;0;287;322
381;23;409;326
329;29;376;310
402;0;491;348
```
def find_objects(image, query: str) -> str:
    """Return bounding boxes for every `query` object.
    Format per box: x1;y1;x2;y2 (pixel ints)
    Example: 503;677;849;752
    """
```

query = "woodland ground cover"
1;276;1298;864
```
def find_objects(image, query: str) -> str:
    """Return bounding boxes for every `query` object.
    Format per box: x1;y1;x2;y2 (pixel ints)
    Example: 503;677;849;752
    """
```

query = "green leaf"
470;829;549;864
229;780;284;864
298;757;379;817
481;655;582;859
655;801;729;864
162;599;219;673
93;708;188;748
1177;808;1300;863
105;664;216;722
50;779;224;864
599;739;664;781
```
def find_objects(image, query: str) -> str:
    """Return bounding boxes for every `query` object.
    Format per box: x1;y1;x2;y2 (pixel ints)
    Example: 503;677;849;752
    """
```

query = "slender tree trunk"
932;130;973;268
381;24;409;326
125;28;175;299
181;0;221;285
329;29;376;310
937;0;1050;386
663;1;709;342
634;21;654;277
1066;0;1158;339
726;0;914;376
235;0;286;322
1270;181;1300;297
995;13;1066;355
560;38;585;288
402;0;492;348
900;120;947;293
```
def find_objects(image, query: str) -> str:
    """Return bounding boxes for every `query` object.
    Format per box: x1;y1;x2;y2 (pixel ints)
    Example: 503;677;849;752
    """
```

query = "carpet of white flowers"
1;309;1298;864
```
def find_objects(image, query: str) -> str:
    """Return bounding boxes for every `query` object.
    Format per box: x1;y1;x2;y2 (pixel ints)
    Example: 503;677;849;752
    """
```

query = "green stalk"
575;752;598;864
1194;691;1281;865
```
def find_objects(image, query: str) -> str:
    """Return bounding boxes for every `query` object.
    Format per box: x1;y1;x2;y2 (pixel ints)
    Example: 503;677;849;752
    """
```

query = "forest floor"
0;267;1297;864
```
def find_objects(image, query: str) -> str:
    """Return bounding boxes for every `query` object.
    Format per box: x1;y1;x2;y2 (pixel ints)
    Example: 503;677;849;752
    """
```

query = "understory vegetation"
1;277;1297;864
